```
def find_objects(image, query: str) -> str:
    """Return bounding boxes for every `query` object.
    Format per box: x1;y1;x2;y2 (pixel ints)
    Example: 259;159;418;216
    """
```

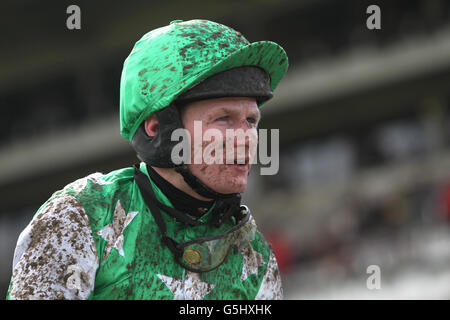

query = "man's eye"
246;117;257;124
215;116;228;122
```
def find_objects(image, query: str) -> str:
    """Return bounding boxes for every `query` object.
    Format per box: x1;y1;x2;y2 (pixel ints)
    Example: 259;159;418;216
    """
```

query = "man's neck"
151;166;212;202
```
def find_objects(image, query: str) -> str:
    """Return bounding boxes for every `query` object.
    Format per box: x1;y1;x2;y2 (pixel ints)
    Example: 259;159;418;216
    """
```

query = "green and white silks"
7;163;282;300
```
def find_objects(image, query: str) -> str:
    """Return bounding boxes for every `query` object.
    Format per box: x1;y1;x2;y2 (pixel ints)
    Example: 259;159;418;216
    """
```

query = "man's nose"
232;123;257;146
235;118;252;130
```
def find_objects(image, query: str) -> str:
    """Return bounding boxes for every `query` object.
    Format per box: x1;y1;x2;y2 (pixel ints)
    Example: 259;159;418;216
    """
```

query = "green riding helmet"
119;19;289;141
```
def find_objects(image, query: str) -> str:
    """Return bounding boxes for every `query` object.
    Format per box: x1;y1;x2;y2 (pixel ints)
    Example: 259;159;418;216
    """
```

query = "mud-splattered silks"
7;163;283;300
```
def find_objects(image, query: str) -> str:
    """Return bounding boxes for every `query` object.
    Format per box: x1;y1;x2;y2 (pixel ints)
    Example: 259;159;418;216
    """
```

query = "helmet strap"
173;164;243;228
174;164;239;200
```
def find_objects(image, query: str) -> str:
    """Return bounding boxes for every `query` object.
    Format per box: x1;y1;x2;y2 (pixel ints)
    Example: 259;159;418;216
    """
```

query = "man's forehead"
215;104;260;115
205;103;259;120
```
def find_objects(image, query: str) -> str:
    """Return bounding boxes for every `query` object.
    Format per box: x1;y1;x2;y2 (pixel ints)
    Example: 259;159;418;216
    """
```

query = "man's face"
181;97;260;195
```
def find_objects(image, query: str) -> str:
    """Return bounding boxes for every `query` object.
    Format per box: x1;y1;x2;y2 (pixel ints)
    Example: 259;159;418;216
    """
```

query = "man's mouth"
226;158;250;172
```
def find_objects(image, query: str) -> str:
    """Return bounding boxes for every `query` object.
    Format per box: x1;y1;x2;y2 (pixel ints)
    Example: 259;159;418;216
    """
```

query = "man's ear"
144;114;159;137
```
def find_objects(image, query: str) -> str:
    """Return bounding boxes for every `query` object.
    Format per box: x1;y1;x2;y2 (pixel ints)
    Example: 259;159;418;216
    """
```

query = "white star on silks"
69;173;114;194
157;272;215;300
240;244;266;282
96;200;138;263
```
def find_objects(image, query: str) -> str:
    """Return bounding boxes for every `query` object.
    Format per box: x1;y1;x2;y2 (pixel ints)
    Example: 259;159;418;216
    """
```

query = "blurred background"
1;0;450;299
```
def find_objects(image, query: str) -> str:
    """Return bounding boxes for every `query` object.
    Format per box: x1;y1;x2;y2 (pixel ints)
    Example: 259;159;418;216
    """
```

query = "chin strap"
174;165;238;200
173;164;243;227
136;164;242;229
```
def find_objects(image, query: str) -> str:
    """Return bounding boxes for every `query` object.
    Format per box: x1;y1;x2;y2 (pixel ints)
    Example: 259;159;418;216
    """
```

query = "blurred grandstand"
1;0;450;299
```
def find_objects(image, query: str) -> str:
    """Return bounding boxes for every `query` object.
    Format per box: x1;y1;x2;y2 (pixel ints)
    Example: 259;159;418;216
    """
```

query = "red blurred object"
438;182;450;221
265;230;294;274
